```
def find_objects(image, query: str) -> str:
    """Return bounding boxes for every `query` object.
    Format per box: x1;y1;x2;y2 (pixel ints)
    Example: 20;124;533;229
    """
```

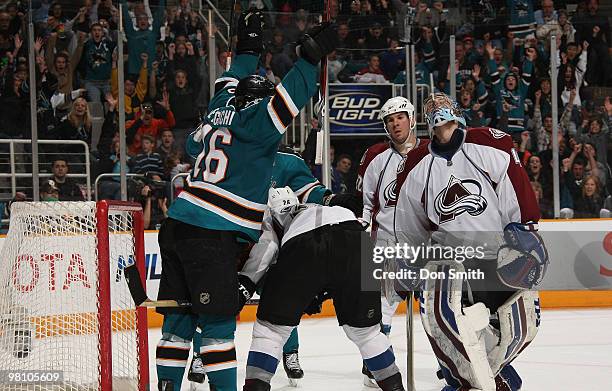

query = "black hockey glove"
236;9;264;56
303;291;331;315
324;193;363;217
296;22;338;65
237;274;257;311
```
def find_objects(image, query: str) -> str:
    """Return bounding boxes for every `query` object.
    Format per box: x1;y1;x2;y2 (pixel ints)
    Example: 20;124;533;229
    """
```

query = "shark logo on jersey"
434;175;488;224
383;179;399;207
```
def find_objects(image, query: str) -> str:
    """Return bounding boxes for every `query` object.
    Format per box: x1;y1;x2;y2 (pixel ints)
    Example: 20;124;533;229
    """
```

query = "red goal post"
0;200;149;390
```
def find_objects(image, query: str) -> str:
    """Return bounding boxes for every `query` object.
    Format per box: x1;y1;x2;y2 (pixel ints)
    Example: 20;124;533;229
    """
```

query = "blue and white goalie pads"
497;223;549;289
420;261;540;391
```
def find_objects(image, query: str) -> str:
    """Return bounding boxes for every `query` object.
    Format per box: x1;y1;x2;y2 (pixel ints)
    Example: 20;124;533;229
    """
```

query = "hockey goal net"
0;201;149;390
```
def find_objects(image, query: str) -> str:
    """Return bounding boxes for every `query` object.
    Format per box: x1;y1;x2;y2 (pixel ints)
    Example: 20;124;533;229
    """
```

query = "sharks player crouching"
241;187;405;391
393;93;548;391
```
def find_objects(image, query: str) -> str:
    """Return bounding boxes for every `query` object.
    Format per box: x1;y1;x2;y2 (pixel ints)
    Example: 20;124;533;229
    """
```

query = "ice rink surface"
148;308;612;390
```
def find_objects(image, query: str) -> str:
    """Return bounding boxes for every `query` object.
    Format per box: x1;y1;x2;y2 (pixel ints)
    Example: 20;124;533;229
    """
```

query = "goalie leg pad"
487;291;540;375
420;261;496;391
494;365;522;391
343;324;400;382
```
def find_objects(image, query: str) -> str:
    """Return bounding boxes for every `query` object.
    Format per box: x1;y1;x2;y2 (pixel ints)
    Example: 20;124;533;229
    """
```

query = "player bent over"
393;93;548;391
154;9;337;391
187;146;362;386
356;96;428;386
242;188;405;391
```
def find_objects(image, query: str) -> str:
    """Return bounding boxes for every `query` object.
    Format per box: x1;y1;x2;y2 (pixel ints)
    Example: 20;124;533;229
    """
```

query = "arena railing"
0;139;91;200
93;173;146;201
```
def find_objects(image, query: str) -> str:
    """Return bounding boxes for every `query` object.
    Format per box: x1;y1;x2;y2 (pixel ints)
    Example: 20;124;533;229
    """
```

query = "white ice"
148;308;612;391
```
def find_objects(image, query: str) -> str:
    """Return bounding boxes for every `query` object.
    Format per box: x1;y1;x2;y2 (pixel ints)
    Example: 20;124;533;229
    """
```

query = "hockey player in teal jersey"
154;9;338;391
186;146;363;386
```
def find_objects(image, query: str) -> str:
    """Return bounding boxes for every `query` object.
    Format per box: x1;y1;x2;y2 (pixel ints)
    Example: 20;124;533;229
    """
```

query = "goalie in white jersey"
356;96;429;386
393;93;548;391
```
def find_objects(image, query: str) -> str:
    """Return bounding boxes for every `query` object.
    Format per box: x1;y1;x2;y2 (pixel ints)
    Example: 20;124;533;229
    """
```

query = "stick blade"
124;264;149;306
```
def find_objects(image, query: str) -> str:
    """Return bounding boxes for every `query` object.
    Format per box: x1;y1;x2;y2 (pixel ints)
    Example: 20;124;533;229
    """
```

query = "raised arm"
120;0;135;36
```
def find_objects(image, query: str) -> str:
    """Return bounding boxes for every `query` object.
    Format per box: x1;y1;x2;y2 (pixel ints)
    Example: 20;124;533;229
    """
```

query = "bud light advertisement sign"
328;83;394;134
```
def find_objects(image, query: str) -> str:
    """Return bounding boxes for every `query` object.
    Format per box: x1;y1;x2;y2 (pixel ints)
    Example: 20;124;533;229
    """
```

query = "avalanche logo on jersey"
434;175;488;224
397;156;407;174
383;179;399;208
488;127;508;140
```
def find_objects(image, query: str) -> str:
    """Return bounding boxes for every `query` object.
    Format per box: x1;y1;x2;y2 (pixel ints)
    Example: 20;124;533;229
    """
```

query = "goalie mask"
235;75;275;110
379;96;416;148
268;186;300;229
423;92;466;136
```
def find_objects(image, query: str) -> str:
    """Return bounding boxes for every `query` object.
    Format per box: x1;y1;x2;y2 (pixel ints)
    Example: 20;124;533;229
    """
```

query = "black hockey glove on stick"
303;291;331;315
238;274;257;311
323;193;363;217
236;8;264;55
296;22;338;65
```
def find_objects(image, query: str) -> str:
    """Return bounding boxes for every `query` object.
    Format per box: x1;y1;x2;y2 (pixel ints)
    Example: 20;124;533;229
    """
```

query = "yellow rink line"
16;291;612;336
22;290;612;338
145;290;612;327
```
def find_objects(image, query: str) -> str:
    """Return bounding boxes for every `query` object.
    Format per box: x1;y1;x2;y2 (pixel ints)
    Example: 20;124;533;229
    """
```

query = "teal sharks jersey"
168;54;319;241
272;151;329;204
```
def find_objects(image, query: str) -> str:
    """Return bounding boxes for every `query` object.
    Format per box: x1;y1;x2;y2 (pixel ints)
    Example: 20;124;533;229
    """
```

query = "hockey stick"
406;291;416;391
226;0;239;71
314;0;332;167
124;264;192;308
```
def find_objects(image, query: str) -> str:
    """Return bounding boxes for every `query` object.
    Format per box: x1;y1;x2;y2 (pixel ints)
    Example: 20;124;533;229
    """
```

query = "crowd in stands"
0;0;610;227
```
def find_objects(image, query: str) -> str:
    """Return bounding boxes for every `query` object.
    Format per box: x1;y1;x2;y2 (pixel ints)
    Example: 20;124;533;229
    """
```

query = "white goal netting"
0;202;148;391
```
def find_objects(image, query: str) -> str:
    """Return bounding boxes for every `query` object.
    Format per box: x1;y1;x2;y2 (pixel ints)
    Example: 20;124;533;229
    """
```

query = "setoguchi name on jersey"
167;54;319;241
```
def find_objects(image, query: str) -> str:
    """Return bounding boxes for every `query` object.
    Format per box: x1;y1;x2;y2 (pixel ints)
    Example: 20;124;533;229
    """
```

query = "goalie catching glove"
497;223;549;289
296;22;338;65
236;8;265;55
238;274;257;311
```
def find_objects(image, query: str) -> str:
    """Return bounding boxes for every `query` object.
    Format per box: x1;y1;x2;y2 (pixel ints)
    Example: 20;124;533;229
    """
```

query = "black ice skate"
243;378;271;391
377;373;405;391
158;379;174;391
283;350;304;387
187;353;206;384
362;362;378;388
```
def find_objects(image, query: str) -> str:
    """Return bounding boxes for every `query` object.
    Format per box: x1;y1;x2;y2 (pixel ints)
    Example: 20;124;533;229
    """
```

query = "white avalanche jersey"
357;140;428;242
394;127;540;258
240;204;356;284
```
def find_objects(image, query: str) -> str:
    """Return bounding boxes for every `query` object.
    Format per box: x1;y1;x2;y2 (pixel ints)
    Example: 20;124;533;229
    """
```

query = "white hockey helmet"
379;96;416;134
268;187;300;229
380;96;417;149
